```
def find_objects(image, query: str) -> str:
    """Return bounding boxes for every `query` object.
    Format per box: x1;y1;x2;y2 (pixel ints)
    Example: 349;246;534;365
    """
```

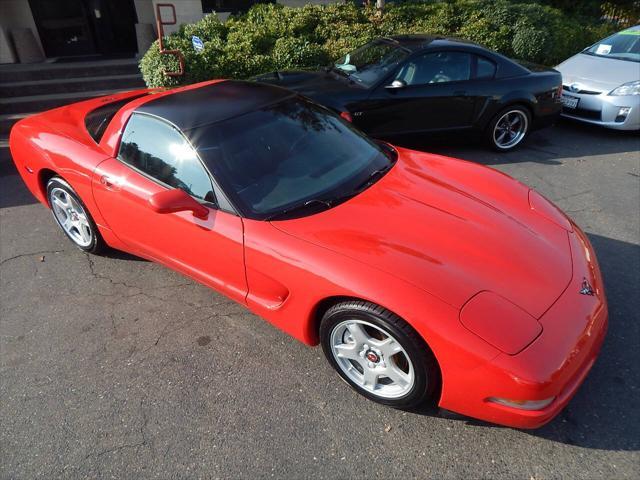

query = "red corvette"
10;80;607;429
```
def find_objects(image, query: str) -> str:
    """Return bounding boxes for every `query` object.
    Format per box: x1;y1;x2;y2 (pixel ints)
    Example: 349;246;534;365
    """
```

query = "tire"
486;105;531;152
320;300;440;409
46;176;105;254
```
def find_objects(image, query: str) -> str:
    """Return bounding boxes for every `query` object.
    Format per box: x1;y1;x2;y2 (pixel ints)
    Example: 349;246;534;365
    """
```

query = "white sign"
192;36;204;53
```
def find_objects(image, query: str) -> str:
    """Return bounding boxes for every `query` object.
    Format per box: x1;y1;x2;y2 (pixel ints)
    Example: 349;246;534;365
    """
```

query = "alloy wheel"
493;110;529;150
329;319;415;399
50;187;93;247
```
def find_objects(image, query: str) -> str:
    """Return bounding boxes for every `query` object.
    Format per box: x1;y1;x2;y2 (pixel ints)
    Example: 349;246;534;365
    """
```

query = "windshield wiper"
353;162;394;192
265;162;395;221
330;66;354;81
264;198;334;221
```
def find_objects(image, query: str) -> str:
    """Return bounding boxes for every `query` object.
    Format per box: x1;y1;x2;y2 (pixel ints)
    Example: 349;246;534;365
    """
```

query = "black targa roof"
135;80;295;132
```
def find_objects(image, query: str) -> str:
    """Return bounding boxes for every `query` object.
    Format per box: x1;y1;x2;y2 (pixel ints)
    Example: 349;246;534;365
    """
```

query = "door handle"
100;175;120;192
453;90;467;97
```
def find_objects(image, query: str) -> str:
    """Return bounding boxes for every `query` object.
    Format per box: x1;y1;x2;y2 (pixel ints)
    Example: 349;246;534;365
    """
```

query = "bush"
140;1;616;88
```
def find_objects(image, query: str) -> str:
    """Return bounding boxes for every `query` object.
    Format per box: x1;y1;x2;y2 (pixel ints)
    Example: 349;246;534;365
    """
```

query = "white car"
556;25;640;130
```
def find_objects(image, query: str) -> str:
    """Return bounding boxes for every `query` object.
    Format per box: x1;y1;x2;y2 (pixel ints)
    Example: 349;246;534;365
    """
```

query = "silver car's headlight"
609;80;640;96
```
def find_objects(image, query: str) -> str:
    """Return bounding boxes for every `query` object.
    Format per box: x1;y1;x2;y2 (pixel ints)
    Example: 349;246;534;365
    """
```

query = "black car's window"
333;39;410;88
395;52;472;85
189;98;392;220
85;94;146;143
476;56;497;79
119;113;214;200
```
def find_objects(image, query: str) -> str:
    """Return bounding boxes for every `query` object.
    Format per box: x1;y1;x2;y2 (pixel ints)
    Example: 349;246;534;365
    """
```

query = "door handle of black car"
453;90;467;97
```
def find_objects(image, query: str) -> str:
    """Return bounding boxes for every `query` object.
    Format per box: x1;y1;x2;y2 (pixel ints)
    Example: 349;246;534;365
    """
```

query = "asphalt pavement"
1;120;639;479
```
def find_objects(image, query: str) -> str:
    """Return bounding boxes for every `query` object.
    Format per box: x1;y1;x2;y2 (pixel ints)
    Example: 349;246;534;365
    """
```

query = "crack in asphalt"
0;249;66;267
83;398;151;461
84;253;139;290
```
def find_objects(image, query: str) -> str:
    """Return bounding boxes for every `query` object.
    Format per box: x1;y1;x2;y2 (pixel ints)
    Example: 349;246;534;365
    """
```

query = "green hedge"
140;0;616;88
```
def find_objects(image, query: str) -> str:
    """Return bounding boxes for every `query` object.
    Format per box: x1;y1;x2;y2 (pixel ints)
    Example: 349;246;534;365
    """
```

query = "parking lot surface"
1;121;639;479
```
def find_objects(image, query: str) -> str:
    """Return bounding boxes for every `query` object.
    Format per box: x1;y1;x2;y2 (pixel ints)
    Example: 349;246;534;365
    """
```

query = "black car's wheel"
320;300;440;409
46;177;105;254
486;106;531;151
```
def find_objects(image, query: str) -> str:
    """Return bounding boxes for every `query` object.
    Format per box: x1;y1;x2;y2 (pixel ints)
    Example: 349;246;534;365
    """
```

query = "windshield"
189;97;393;220
583;27;640;62
333;39;410;87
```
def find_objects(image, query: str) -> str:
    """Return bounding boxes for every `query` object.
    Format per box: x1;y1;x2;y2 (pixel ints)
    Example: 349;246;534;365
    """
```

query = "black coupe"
255;35;563;151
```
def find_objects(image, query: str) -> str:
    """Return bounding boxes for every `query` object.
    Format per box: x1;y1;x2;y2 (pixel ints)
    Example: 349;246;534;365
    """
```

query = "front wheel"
486;106;531;151
320;300;440;409
47;177;105;254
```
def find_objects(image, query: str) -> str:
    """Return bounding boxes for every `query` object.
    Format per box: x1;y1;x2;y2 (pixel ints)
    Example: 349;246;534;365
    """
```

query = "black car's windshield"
333;39;410;87
583;27;640;62
189;98;394;220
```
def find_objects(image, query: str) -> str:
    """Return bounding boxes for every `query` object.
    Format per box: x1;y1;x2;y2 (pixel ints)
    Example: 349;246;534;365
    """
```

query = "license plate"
561;94;579;109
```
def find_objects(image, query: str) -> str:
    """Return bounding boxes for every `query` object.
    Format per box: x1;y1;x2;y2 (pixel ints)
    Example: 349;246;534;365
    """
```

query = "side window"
395;51;472;85
476;56;497;79
119;114;214;201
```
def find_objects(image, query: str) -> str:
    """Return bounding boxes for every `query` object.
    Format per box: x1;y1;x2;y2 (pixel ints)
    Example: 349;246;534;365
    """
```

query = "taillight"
340;111;353;122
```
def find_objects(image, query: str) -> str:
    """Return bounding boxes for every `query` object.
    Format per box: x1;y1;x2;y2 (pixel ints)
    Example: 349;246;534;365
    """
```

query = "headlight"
460;292;542;355
609;80;640;96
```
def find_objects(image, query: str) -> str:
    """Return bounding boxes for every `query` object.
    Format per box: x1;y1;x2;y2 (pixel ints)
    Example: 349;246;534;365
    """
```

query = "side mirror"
384;80;407;90
148;188;208;220
385;79;407;90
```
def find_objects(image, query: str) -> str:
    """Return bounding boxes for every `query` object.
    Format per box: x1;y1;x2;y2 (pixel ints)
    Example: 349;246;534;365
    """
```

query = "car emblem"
365;351;380;363
569;83;581;93
579;278;594;296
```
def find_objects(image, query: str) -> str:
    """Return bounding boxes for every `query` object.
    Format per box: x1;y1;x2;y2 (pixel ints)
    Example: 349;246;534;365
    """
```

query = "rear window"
85;95;146;143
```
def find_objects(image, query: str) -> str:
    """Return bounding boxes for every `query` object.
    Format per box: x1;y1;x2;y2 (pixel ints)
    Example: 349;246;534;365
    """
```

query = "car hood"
253;70;363;107
272;148;572;318
556;53;639;92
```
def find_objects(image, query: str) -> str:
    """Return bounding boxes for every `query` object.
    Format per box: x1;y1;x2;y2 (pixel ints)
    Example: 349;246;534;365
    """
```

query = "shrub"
272;37;330;70
140;0;617;88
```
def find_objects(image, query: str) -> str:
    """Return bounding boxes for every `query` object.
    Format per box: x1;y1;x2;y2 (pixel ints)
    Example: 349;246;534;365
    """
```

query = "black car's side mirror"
385;79;407;90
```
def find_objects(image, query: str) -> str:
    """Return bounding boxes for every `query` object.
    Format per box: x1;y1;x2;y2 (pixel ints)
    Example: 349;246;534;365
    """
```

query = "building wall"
152;0;204;35
277;0;337;6
0;0;340;63
0;0;43;63
134;0;156;25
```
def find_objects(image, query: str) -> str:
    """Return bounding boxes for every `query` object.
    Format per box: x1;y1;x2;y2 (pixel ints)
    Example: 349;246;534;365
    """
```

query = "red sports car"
10;80;607;429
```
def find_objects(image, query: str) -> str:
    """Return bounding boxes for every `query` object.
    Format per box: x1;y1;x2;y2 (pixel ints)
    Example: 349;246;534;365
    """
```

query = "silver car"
556;25;640;130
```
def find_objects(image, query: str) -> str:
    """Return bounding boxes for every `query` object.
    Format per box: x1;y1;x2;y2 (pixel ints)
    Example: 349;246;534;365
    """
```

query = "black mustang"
255;35;563;151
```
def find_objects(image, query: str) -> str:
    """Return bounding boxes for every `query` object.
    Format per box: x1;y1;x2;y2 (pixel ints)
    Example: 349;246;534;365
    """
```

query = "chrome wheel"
493;110;528;149
49;187;93;247
329;319;415;399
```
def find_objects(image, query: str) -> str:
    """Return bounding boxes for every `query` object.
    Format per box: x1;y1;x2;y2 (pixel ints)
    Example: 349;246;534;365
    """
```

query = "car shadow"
101;249;148;262
528;232;640;451
0;172;38;209
409;233;640;451
388;120;640;166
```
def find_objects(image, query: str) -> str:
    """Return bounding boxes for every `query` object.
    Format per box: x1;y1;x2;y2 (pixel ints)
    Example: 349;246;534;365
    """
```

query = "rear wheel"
320;300;440;409
47;177;105;254
486;106;531;151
